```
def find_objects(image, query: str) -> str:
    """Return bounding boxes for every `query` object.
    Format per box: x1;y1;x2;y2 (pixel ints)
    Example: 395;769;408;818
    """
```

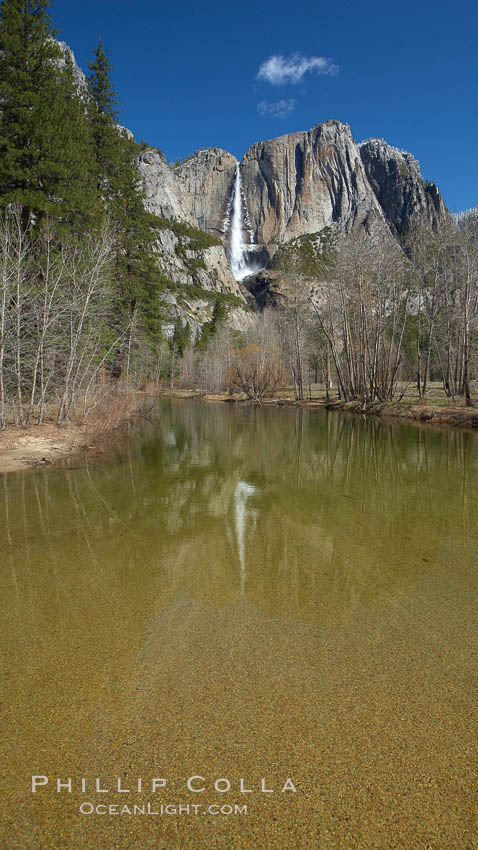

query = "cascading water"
225;163;263;281
230;165;246;279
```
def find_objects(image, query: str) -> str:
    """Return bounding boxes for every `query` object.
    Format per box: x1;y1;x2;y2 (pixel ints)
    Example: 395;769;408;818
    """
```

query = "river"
1;399;477;848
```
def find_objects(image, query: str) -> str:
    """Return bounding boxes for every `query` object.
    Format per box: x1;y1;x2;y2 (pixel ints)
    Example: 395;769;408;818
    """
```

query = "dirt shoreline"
0;421;99;474
0;386;159;474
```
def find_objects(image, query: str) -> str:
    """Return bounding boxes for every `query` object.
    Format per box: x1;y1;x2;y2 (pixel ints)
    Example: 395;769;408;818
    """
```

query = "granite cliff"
175;148;238;237
152;220;250;339
240;121;383;252
134;149;249;338
136;148;196;225
137;120;447;277
359;137;446;241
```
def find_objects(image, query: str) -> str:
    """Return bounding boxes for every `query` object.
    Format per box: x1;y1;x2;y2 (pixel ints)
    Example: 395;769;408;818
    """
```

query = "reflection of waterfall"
225;164;263;281
234;480;257;597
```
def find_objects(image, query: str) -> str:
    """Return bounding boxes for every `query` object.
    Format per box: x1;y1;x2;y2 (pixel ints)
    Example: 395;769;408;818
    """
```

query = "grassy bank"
159;384;478;429
335;399;478;428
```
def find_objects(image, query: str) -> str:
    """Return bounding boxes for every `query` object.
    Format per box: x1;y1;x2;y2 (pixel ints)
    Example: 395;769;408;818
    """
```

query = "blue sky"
52;0;477;212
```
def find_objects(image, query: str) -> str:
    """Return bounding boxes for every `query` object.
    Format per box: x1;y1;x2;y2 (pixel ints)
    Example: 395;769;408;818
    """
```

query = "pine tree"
171;317;191;357
87;36;123;200
88;35;164;362
0;0;96;229
196;297;226;350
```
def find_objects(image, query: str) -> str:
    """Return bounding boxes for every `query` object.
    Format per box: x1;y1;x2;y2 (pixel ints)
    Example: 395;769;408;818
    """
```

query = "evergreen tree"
196;297;226;350
87;36;123;200
87;35;165;364
0;0;95;229
171;317;191;357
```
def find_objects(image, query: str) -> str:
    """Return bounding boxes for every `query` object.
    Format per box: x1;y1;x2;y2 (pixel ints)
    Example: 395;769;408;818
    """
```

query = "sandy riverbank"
0;386;158;474
0;422;94;474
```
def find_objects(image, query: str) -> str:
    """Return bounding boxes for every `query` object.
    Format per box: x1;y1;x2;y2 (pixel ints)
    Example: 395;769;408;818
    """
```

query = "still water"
1;400;477;849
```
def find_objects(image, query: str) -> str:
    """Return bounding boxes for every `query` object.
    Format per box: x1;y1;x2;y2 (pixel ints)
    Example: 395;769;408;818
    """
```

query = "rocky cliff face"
136;149;196;224
359;138;447;241
55;41;87;91
135;148;248;335
240;121;385;252
152;222;251;339
137;149;246;296
175;148;238;237
154;225;244;300
135;149;250;338
238;121;448;255
145;121;446;268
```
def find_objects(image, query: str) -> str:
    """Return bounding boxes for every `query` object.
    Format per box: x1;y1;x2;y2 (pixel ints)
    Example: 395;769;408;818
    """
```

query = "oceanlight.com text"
79;802;248;816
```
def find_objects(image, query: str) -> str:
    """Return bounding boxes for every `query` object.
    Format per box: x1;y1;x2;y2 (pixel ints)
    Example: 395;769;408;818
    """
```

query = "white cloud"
257;99;296;119
257;53;339;86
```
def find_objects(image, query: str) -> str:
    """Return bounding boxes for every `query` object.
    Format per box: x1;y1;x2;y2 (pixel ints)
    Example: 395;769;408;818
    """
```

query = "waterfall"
230;164;246;279
226;163;262;282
